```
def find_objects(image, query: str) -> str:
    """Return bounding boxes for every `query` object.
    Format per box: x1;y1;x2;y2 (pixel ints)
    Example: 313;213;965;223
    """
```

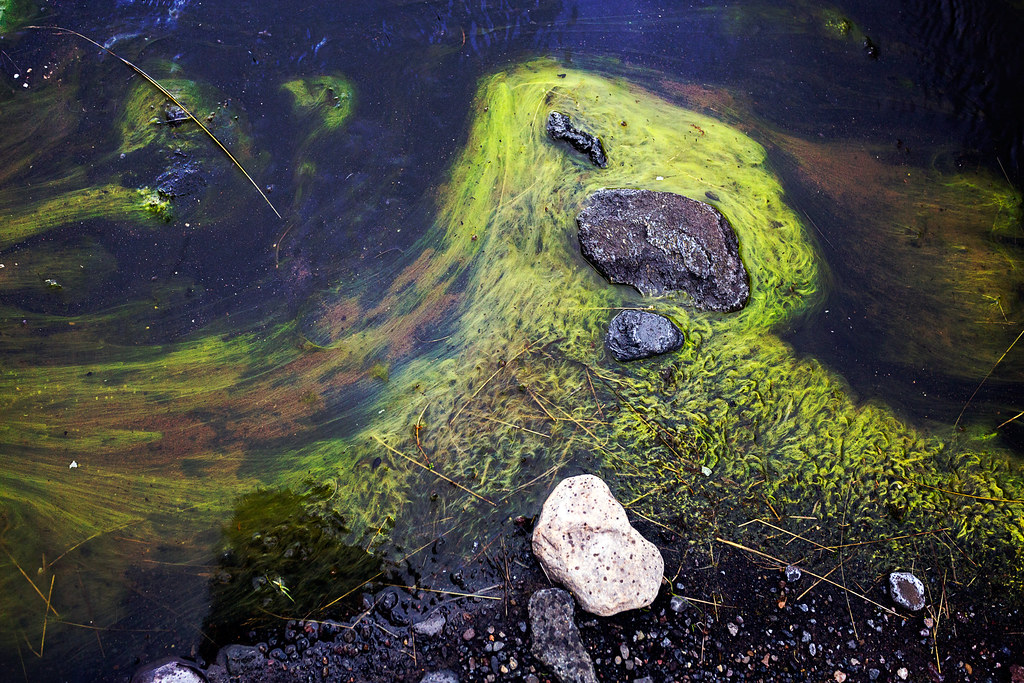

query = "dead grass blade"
372;434;495;506
2;547;59;617
450;337;546;424
955;325;1024;428
717;537;898;616
27;25;283;219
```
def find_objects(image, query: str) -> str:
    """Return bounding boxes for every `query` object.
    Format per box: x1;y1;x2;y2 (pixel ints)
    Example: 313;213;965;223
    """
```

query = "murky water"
1;1;1022;680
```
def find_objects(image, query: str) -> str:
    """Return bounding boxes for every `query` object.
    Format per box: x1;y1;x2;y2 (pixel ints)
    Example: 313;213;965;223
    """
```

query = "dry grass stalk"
470;412;550;438
2;547;59;617
717;537;898;616
381;583;502;600
997;410;1024;430
955;325;1024;428
450;337;546;424
27;26;283;219
372;434;495;506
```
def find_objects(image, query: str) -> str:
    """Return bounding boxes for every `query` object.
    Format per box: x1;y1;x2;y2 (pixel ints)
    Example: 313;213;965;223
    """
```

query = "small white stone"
532;475;664;616
69;460;78;469
897;667;909;680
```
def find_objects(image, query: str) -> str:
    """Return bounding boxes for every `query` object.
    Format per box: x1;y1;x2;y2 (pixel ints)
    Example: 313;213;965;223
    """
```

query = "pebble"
785;565;802;583
462;628;475;641
897;667;909;679
670;596;689;612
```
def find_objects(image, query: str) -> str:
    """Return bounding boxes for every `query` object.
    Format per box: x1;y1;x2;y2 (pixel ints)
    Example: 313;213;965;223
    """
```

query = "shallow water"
0;0;1022;680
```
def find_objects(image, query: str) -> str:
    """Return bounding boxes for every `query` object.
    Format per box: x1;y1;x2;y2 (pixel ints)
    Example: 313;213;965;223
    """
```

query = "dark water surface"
1;0;1022;680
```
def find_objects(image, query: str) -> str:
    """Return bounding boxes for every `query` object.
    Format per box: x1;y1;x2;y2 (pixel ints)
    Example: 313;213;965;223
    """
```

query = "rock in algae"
577;188;750;311
547;111;608;168
605;309;684;361
532;475;663;616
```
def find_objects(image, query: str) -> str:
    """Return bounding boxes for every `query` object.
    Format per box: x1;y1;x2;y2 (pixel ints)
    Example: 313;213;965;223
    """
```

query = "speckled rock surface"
577;188;749;312
528;588;598;683
605;309;684;361
130;657;208;683
888;571;926;611
532;475;664;616
546;111;608;168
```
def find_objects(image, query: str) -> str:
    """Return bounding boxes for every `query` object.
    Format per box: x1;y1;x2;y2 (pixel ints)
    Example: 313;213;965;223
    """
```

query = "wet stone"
130;657;207;683
605;309;684;362
420;670;460;683
528;588;598;683
889;571;926;611
215;644;263;677
547;111;608;168
413;612;447;638
577;188;750;312
155;160;207;198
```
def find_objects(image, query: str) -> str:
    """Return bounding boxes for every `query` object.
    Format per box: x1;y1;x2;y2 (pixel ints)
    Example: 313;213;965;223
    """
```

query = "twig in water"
717;537;898;616
955;326;1024;428
372;434;495;506
449;336;546;424
414;403;432;468
27;26;283;220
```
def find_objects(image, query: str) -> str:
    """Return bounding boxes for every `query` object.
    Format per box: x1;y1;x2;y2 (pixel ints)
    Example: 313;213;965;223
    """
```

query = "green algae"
118;73;253;156
282;75;354;133
0;185;173;247
3;54;1024;670
286;60;1024;592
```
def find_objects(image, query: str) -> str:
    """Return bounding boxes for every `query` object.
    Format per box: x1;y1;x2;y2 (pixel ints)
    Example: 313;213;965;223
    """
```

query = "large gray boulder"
532;475;664;616
577;188;750;312
605;309;684;361
529;588;598;683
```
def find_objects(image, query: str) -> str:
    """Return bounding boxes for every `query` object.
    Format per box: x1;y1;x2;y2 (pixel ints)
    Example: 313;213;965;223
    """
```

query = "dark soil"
172;522;1024;683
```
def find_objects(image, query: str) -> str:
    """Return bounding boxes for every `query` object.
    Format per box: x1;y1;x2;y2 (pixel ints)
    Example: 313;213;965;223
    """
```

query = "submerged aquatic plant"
2;53;1023;673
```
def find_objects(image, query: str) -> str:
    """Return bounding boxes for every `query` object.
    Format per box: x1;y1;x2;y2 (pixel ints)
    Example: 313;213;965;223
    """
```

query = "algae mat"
296;58;1024;598
2;57;1024;669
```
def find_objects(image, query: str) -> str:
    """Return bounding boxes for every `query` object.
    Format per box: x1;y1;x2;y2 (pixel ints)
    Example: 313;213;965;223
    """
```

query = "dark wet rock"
214;644;264;676
130;657;207;683
156;160;207;198
577;188;750;312
420;670;459;683
889;571;926;611
412;612;447;638
547;111;607;168
605;310;684;362
529;588;598;683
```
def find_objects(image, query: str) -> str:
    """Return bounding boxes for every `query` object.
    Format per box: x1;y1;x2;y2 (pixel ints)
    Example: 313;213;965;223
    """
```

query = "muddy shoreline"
137;523;1023;683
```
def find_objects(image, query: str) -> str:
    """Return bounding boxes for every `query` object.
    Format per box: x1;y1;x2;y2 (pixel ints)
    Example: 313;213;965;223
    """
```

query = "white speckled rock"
532;474;664;616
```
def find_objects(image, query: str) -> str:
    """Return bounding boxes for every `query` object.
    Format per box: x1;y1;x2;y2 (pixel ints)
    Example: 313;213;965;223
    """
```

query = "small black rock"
605;310;684;362
547;111;608;168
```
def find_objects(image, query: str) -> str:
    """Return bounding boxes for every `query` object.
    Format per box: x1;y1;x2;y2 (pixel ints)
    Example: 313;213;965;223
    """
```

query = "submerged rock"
577;188;750;312
155;160;207;198
532;475;664;616
547;111;607;168
605;309;684;361
130;657;208;683
528;588;598;683
888;571;926;611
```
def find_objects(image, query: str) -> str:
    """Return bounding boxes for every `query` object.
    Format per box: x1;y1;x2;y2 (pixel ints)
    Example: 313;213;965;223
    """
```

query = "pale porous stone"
532;474;664;616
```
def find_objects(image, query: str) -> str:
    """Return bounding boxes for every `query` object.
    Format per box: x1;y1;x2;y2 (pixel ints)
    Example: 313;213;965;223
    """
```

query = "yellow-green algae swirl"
3;56;1024;665
295;59;1024;592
